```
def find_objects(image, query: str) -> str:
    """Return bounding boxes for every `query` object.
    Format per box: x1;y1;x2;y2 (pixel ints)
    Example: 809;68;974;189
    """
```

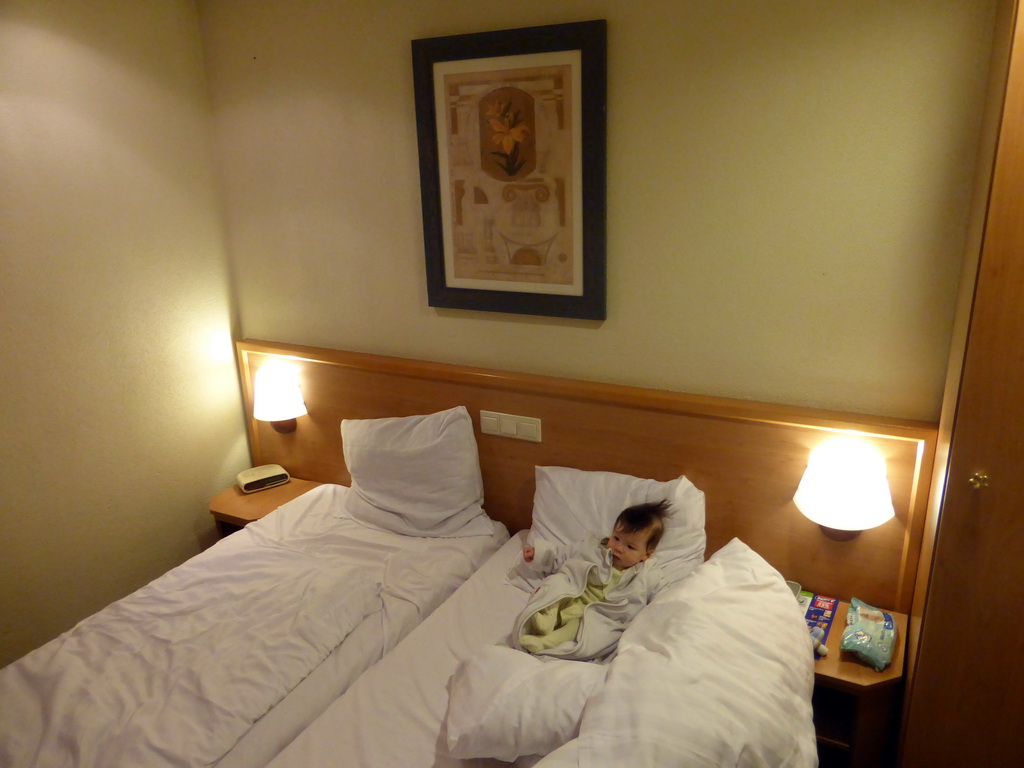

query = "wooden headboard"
236;338;936;614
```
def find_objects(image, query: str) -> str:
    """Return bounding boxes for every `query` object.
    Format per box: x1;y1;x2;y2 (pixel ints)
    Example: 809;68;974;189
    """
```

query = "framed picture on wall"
411;20;607;320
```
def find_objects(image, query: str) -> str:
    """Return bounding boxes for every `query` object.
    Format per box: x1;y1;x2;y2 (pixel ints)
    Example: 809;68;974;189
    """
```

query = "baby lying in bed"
508;500;671;662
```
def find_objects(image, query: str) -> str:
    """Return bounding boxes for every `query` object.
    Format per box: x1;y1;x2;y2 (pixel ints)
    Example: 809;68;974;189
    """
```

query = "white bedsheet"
0;484;507;768
266;532;532;768
266;536;818;768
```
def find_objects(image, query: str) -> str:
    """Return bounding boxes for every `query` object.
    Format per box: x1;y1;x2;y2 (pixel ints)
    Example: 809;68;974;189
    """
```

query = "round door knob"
968;472;990;490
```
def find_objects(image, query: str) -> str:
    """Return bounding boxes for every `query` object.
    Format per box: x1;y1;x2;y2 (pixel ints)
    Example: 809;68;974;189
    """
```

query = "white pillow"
529;466;706;579
340;405;494;537
445;644;606;761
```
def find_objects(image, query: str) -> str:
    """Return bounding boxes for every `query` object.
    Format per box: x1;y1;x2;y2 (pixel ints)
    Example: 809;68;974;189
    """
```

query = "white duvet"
0;484;507;768
546;538;819;768
267;536;817;768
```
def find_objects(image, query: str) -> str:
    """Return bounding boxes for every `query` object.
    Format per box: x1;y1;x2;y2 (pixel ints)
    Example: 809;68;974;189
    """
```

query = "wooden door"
900;5;1024;765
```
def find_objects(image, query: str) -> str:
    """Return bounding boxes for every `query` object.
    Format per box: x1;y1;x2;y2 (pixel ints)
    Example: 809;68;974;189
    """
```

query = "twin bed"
0;405;507;767
265;468;820;768
0;339;938;767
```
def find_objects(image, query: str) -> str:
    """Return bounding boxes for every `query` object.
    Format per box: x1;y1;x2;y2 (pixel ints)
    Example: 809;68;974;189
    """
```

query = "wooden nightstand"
210;477;323;536
812;601;907;768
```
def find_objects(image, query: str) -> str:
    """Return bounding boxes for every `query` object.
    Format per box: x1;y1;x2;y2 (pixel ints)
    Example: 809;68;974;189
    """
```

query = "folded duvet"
0;536;378;768
573;538;818;768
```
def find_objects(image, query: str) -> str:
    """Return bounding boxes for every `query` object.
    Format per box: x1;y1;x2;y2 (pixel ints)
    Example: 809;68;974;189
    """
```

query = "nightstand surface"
815;600;907;689
811;600;908;768
210;477;323;529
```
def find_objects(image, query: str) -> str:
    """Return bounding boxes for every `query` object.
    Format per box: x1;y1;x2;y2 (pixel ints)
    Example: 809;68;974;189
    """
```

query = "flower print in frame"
412;21;607;320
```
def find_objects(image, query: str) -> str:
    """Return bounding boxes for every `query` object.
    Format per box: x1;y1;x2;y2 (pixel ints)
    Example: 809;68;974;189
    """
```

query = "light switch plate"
480;410;542;442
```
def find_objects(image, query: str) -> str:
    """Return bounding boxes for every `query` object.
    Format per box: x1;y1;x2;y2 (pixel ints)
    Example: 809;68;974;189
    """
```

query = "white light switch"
480;413;499;434
480;410;542;442
517;420;540;441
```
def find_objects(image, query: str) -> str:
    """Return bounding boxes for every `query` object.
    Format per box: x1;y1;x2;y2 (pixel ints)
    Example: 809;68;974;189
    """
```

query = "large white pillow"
529;466;706;580
445;644;606;762
340;405;494;537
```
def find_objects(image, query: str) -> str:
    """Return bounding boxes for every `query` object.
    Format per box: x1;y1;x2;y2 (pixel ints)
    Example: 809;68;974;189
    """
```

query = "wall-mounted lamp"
793;437;895;539
253;361;307;433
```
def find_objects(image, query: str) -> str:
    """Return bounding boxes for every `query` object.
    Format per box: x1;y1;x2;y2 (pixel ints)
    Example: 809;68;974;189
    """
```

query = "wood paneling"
236;339;935;613
901;2;1024;764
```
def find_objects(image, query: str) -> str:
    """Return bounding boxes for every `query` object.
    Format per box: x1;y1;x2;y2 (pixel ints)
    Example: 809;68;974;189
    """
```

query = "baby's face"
608;525;653;569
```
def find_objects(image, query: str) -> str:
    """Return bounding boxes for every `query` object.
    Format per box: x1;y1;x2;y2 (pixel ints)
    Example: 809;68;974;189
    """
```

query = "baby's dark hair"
614;499;672;551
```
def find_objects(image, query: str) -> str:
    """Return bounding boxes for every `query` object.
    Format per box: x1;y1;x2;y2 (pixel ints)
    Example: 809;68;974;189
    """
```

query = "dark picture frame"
412;20;607;320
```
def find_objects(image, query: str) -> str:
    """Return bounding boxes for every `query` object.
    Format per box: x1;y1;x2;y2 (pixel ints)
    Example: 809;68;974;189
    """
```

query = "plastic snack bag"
840;598;896;671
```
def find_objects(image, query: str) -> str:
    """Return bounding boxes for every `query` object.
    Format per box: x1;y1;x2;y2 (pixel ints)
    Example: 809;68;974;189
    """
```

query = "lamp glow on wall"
253;361;307;433
793;437;895;538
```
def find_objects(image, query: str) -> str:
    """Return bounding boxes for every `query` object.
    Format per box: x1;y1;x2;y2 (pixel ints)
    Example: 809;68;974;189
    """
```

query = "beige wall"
0;0;248;666
200;0;999;422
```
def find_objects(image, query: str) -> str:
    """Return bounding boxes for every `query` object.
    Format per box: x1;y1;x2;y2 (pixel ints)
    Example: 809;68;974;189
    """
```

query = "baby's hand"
522;546;535;563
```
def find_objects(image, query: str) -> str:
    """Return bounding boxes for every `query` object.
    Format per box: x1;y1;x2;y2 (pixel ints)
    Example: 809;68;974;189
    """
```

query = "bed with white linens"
233;339;934;767
266;466;820;768
2;334;937;768
0;406;508;768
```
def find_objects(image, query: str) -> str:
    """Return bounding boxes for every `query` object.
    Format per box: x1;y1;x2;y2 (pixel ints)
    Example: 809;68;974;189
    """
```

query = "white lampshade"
793;438;895;531
253;362;308;422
